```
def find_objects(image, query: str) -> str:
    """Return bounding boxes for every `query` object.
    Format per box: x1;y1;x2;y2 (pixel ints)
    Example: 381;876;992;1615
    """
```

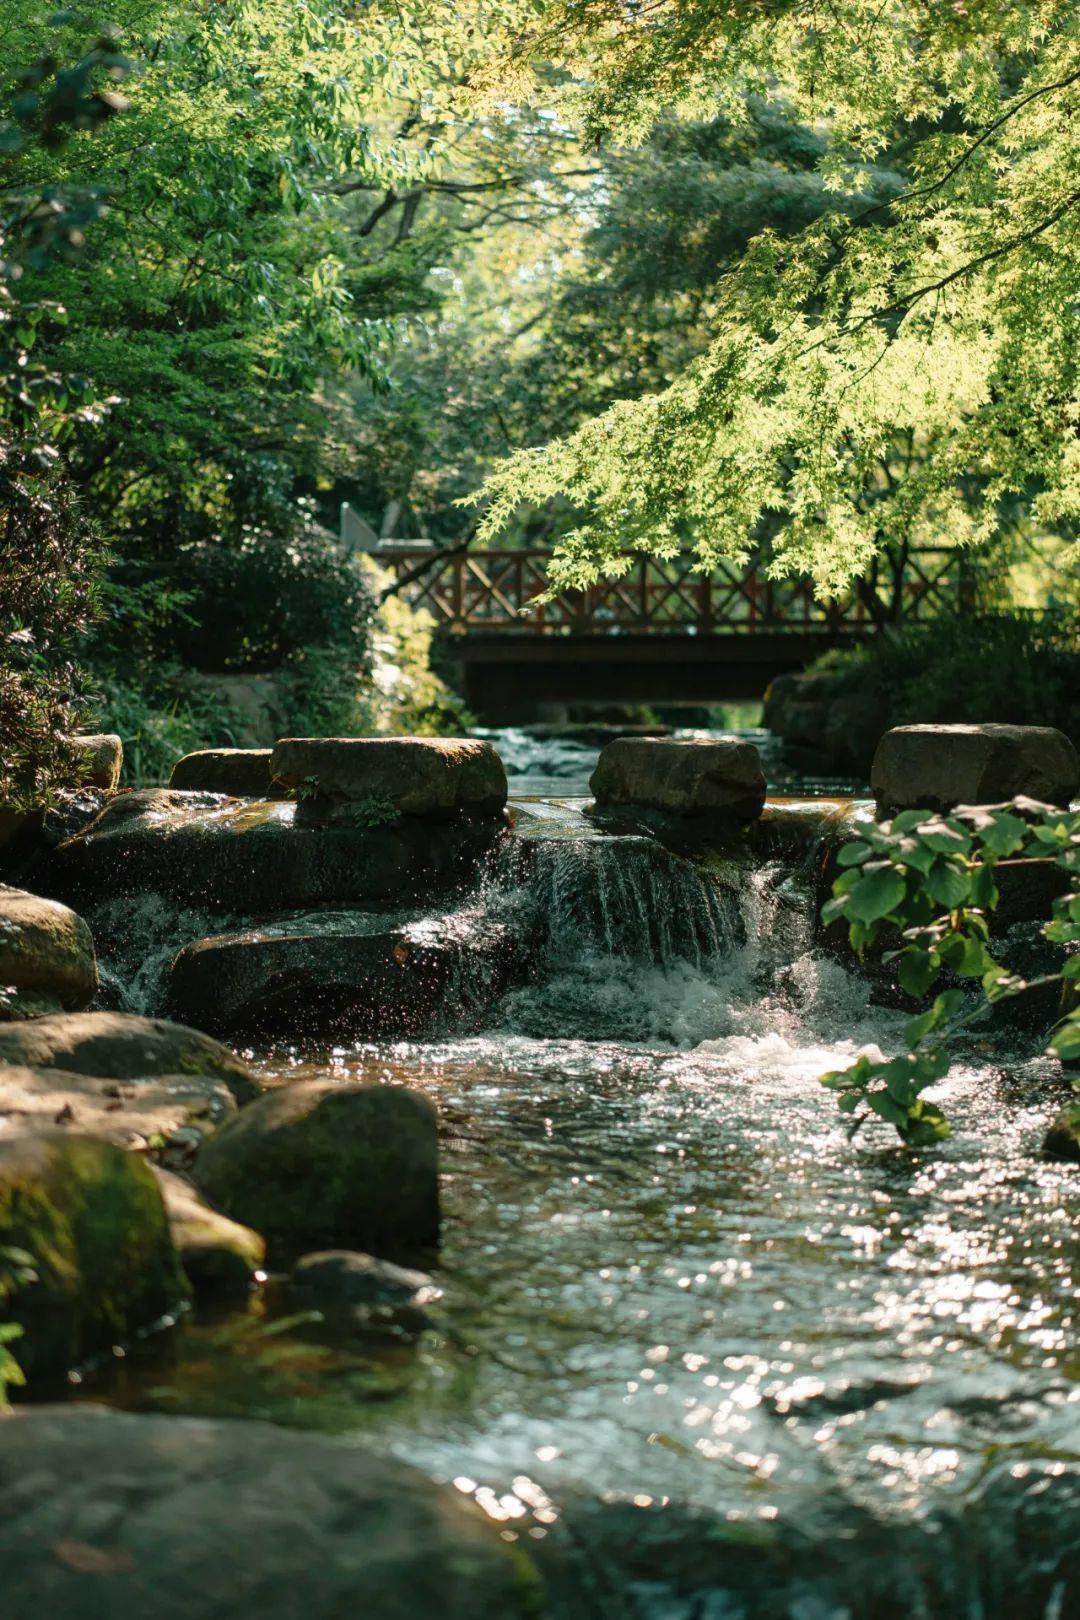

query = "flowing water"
74;778;1079;1617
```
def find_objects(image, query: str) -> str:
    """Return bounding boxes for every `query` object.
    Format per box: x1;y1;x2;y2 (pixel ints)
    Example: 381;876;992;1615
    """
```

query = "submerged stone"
152;1167;265;1298
165;908;514;1038
270;735;508;816
292;1248;440;1333
194;1080;439;1257
0;884;97;1018
43;788;503;912
168;748;277;798
0;1132;187;1381
872;723;1080;815
0;1010;260;1106
590;737;766;823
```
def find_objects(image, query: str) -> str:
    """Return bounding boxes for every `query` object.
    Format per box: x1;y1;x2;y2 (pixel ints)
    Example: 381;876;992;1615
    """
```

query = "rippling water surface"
79;760;1079;1616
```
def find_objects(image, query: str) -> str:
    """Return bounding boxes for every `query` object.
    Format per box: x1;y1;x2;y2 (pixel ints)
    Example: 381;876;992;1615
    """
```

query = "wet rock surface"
292;1248;440;1333
0;1407;546;1620
872;722;1080;814
44;789;504;911
194;1080;439;1258
591;737;766;824
165;908;515;1038
270;734;508;816
0;1132;187;1381
0;1010;260;1105
152;1167;265;1298
168;748;278;797
0;884;97;1018
0;1065;235;1166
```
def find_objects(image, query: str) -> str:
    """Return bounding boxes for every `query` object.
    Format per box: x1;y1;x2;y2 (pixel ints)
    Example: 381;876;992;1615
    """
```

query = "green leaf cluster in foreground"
822;799;1080;1146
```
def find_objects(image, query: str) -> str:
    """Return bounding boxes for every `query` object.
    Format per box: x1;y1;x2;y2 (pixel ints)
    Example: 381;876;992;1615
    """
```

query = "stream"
69;731;1079;1618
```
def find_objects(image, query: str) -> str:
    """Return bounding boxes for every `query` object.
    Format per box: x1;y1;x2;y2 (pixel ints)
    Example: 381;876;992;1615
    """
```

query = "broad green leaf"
846;865;907;924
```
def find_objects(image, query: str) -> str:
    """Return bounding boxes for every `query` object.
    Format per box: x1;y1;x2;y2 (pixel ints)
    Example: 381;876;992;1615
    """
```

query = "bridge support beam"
444;632;859;723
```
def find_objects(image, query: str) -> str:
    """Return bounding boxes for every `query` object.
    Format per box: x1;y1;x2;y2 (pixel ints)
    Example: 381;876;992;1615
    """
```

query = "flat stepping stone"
872;723;1079;814
169;749;276;797
590;736;766;822
270;735;508;816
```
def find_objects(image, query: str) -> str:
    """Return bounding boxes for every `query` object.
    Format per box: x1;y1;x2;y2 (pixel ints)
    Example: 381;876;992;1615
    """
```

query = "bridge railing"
377;546;971;635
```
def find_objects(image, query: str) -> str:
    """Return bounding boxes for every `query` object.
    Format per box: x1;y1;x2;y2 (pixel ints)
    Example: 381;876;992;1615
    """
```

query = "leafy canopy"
473;2;1080;596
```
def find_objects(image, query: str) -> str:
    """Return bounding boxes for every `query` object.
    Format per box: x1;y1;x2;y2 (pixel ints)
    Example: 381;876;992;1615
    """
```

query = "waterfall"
489;833;742;970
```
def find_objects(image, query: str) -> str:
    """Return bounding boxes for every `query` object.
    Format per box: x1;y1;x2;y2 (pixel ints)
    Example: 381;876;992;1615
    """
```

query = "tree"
0;20;130;807
473;3;1080;598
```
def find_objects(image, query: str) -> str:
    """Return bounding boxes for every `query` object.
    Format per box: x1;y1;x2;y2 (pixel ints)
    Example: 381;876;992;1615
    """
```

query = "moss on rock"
0;1132;188;1382
194;1081;439;1259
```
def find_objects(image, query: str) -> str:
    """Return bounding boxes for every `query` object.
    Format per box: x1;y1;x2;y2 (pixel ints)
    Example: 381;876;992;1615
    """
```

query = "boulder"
872;723;1080;815
823;692;889;774
270;735;508;817
43;789;503;913
152;1167;265;1298
292;1248;440;1333
0;885;97;1018
69;734;122;792
0;1132;187;1381
590;737;766;822
194;1081;439;1257
165;909;514;1039
168;748;277;798
1043;1105;1080;1163
0;1066;235;1168
0;1011;260;1106
0;1407;545;1620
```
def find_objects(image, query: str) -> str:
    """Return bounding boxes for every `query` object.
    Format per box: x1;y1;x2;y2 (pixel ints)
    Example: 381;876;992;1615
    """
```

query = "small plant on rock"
821;798;1080;1147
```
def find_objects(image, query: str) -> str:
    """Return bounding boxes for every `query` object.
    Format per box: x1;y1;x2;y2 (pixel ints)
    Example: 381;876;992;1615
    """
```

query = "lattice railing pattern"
379;547;970;635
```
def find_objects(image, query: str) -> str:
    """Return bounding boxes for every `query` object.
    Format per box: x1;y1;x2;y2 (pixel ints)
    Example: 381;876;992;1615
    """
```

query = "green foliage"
0;18;127;807
0;1246;34;1407
803;610;1080;738
474;4;1080;598
822;799;1080;1144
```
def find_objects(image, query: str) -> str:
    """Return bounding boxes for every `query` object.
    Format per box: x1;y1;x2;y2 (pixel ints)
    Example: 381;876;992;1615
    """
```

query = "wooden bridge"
377;545;971;717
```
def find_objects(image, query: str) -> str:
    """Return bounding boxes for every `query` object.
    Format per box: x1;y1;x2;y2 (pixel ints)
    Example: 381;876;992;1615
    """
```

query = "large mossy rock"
194;1081;439;1257
872;723;1079;815
0;1132;187;1381
590;737;766;823
0;1407;546;1620
165;909;514;1038
0;884;97;1018
0;1010;260;1105
168;748;276;797
270;735;508;816
0;1066;236;1168
152;1167;265;1298
43;789;504;912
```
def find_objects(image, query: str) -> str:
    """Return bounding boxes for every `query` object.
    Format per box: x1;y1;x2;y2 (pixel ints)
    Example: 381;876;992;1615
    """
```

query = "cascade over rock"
42;789;504;912
44;790;508;920
166;907;514;1038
